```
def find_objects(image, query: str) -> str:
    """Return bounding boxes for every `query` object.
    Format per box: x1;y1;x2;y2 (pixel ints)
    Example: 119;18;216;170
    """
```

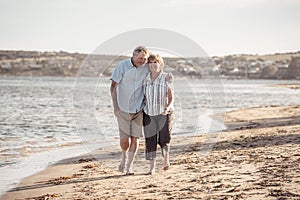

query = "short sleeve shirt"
110;58;149;113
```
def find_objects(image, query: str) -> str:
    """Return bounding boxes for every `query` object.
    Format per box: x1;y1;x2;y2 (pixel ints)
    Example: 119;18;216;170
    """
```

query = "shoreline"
1;105;300;199
0;144;91;196
0;139;122;196
272;83;300;89
0;106;223;196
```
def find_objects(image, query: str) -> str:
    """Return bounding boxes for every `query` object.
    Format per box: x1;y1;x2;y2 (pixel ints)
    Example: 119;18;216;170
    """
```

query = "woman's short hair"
147;54;164;67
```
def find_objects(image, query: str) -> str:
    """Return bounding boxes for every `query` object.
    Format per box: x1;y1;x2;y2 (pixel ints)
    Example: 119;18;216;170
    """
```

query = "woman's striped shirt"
143;71;173;116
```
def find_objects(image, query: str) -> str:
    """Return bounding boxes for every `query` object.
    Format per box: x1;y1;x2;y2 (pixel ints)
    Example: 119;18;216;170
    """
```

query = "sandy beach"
1;104;300;200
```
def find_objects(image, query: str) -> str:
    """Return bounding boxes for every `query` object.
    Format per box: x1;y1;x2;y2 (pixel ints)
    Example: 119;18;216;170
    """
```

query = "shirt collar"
146;71;164;83
130;57;140;68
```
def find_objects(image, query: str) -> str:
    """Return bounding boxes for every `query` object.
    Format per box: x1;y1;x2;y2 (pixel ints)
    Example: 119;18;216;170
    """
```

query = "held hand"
162;107;170;115
166;73;174;84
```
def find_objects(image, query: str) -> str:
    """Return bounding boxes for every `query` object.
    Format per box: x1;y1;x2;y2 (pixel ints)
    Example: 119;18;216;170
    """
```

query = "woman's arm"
162;87;174;115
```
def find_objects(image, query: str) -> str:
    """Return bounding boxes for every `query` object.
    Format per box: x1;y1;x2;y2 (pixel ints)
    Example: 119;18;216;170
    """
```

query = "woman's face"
148;59;162;73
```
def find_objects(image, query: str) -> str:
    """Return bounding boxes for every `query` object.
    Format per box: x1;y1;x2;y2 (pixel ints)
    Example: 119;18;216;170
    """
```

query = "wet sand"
272;83;300;90
1;105;300;199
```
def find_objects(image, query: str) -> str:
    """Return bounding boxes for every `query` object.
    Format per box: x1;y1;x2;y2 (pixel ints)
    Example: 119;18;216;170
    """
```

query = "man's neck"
131;57;138;68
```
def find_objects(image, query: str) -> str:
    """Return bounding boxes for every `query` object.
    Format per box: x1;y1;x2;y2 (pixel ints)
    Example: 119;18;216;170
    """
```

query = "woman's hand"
162;107;170;115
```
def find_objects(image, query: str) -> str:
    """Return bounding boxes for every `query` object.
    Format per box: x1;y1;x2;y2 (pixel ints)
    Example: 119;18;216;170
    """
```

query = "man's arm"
110;80;121;117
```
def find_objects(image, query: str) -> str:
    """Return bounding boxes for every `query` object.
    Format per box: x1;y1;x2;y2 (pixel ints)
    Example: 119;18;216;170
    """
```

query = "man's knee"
120;138;129;148
130;136;139;144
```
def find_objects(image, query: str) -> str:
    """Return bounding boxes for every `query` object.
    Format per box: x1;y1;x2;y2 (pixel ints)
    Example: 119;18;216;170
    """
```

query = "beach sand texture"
1;105;300;200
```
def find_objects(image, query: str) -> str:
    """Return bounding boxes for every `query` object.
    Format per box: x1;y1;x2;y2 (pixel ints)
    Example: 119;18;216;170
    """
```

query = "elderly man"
110;46;149;175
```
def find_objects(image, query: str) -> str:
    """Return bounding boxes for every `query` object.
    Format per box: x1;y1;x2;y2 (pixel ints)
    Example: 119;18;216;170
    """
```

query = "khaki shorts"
117;110;143;139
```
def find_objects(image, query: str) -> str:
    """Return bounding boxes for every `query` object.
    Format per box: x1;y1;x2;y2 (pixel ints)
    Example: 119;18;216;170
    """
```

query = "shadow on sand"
6;113;300;195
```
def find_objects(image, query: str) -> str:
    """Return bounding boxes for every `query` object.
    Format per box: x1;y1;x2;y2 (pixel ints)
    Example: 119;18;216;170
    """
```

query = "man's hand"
166;73;174;84
114;107;121;118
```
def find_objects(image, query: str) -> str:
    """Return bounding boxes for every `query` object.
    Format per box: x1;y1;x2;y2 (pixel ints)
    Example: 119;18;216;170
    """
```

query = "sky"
0;0;300;56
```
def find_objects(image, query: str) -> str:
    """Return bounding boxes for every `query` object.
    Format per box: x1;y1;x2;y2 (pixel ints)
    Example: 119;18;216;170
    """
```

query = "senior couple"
110;46;174;175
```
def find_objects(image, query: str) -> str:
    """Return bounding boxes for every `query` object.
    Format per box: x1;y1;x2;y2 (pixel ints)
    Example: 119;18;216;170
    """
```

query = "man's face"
132;52;147;67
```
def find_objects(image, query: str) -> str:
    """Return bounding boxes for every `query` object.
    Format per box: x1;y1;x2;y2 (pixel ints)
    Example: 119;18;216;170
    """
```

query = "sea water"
0;76;300;195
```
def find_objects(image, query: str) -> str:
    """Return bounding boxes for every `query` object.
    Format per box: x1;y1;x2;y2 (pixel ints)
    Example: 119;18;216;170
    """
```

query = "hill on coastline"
0;50;299;79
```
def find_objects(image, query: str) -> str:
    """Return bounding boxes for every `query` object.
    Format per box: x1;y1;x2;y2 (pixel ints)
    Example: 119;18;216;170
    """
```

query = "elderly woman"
143;54;174;175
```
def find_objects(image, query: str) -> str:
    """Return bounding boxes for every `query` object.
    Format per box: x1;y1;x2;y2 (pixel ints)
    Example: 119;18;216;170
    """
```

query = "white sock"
126;151;136;173
121;150;127;164
119;150;127;172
